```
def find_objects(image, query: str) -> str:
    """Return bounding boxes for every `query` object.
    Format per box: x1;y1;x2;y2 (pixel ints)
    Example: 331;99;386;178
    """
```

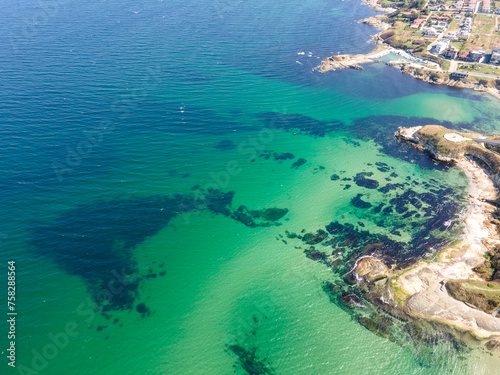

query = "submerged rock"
375;162;391;173
273;152;295;161
354;172;379;189
302;229;328;244
485;340;500;351
357;316;391;338
354;257;388;282
306;251;328;261
351;194;372;209
340;292;365;309
261;208;288;221
291;158;307;169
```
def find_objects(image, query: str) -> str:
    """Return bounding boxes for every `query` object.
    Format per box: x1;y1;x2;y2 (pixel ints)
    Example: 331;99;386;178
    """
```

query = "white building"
425;27;439;36
432;41;450;54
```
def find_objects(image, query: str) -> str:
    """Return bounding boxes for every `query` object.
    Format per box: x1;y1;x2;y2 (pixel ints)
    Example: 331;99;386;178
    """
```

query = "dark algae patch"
32;195;199;315
302;229;328;244
353;172;379;189
227;345;275;375
257;112;343;137
231;206;288;228
32;189;289;317
291;158;306;169
226;302;275;374
259;150;295;162
351;194;372;209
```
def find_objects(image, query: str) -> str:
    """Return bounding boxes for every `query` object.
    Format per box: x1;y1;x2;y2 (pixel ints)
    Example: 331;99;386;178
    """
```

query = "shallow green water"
2;0;500;374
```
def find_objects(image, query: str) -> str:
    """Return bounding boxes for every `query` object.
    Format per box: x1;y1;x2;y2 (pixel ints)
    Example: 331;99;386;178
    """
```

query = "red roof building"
458;52;470;61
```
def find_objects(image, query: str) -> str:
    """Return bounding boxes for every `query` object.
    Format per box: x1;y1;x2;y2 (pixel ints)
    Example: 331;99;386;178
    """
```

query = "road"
449;60;458;72
463;71;500;79
472;138;500;145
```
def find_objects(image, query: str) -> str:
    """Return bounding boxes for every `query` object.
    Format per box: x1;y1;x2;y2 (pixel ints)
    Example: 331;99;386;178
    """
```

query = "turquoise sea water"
2;0;500;374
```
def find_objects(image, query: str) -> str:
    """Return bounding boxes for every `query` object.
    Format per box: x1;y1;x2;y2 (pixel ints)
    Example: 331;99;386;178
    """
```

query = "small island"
320;0;500;99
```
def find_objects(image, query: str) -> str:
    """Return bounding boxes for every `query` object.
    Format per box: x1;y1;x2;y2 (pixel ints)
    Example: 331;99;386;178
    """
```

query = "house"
435;21;448;30
425;27;439;37
470;50;485;62
452;72;469;78
432;41;449;54
446;31;458;41
412;19;426;28
458;52;470;61
491;48;500;64
483;0;491;12
458;29;471;39
444;46;459;59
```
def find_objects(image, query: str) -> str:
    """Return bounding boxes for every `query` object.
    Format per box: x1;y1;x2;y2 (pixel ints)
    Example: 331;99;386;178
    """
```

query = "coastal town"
320;0;500;97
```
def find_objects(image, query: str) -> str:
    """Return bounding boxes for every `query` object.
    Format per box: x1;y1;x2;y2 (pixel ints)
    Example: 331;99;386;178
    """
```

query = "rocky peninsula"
392;126;500;340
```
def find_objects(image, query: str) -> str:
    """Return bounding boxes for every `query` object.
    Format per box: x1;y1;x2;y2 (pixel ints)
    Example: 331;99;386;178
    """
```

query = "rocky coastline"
318;0;500;100
311;124;500;363
313;125;500;365
393;63;500;101
390;126;500;342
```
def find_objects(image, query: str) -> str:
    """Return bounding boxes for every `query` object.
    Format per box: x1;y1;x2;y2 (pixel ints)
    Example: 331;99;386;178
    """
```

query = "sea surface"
2;0;500;374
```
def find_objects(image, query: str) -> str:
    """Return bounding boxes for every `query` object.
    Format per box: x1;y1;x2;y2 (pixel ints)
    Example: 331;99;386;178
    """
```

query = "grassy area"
457;63;500;77
379;0;394;6
446;280;500;314
464;33;498;51
450;41;465;51
441;59;451;71
416;125;477;155
448;19;459;32
477;14;500;36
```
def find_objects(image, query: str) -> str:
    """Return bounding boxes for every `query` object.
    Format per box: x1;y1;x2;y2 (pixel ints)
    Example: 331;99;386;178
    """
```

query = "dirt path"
449;60;458;73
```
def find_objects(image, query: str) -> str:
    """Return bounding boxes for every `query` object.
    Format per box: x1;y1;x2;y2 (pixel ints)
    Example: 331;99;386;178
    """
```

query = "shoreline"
392;125;500;342
319;0;500;101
